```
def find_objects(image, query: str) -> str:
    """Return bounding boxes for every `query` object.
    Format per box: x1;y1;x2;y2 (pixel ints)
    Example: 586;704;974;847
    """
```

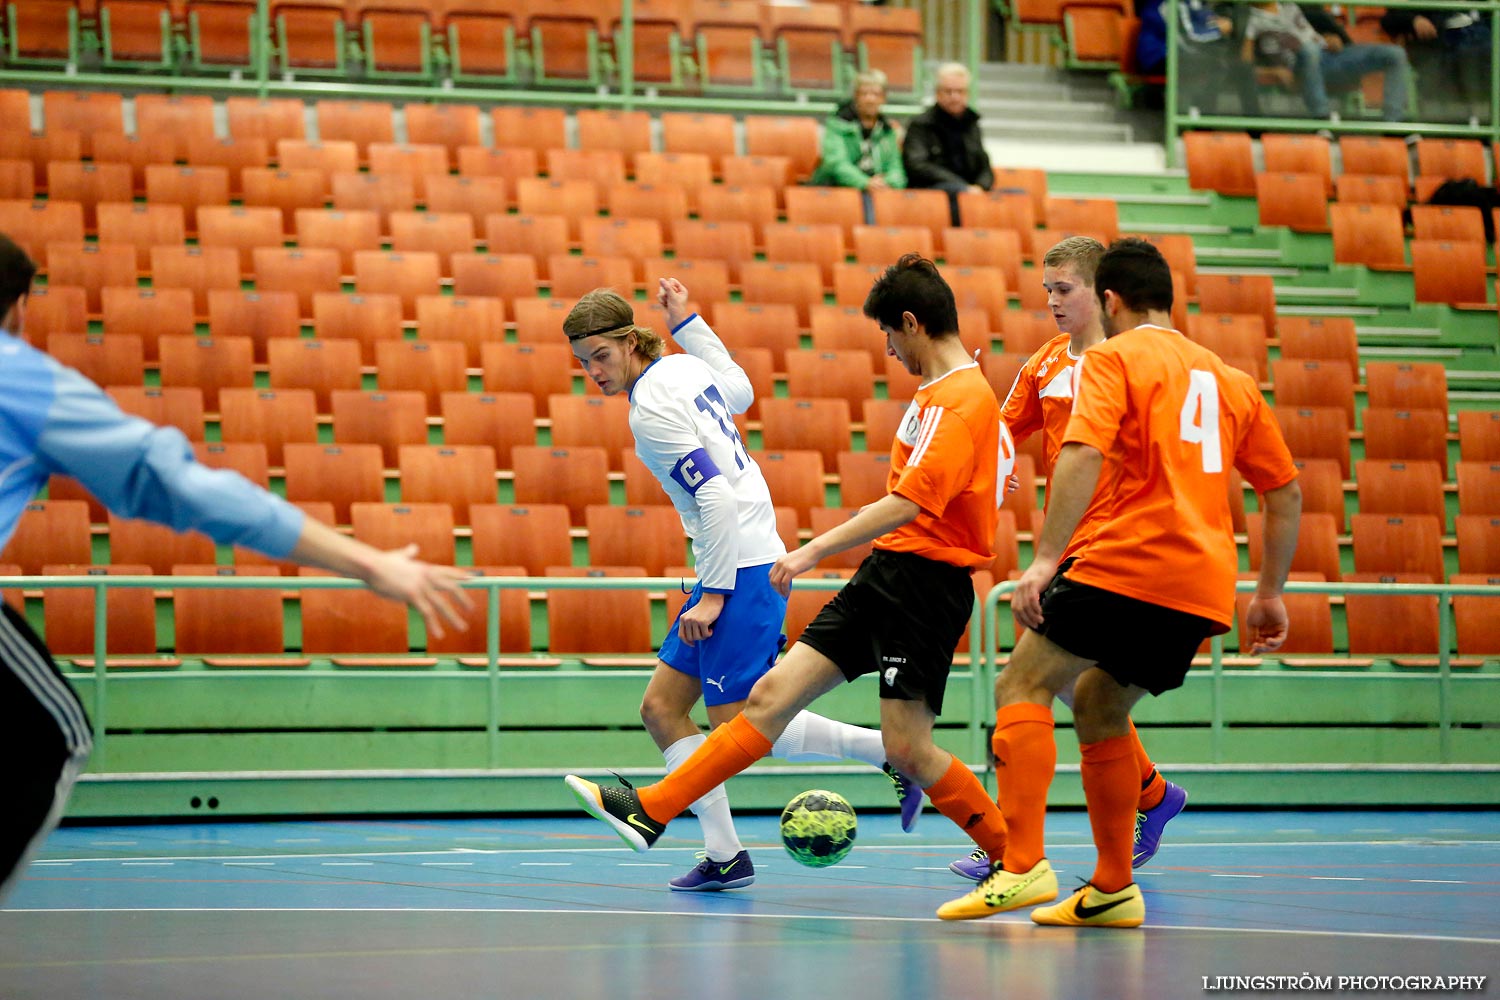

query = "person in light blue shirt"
0;231;472;902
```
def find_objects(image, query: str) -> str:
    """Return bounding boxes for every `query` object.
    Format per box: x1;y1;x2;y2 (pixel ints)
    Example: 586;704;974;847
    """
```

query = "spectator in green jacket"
810;68;906;224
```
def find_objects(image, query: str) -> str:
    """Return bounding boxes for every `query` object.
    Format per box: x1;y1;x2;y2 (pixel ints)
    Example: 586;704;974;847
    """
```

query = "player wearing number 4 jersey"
562;279;919;892
939;238;1301;927
949;236;1188;882
566;256;1016;876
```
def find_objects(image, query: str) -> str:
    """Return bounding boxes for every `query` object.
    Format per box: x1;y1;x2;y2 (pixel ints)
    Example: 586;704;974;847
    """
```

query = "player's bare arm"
288;518;473;638
1244;478;1302;653
1013;441;1104;628
769;494;920;595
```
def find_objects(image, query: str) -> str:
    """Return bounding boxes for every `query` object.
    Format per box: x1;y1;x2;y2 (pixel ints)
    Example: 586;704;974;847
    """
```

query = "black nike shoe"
565;773;665;852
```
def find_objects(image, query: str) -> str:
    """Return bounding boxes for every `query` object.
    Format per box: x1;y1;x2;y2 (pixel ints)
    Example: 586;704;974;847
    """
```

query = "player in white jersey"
563;278;921;891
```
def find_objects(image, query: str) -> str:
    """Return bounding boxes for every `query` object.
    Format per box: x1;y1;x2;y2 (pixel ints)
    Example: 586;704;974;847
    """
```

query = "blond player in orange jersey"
948;236;1189;882
940;237;1301;927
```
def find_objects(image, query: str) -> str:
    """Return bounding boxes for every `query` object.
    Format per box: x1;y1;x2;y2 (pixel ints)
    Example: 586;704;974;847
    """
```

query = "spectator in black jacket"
902;63;994;225
1381;6;1490;108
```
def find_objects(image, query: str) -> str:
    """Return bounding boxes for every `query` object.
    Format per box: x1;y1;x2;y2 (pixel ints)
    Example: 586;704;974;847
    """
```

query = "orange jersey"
999;332;1079;476
1000;332;1109;559
876;361;1003;569
1062;324;1298;627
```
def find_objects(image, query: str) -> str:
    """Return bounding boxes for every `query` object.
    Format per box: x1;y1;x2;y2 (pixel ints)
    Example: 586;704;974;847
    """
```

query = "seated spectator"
1243;2;1411;122
810;68;906;224
1381;6;1491;108
1137;0;1261;116
902;63;993;226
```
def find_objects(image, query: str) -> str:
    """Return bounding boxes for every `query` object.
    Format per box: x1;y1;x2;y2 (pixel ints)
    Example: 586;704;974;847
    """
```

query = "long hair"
562;288;665;360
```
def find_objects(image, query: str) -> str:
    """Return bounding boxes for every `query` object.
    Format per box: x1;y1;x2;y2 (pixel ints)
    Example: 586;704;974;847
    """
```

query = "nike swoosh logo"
626;813;655;834
718;860;740;875
1075;895;1130;920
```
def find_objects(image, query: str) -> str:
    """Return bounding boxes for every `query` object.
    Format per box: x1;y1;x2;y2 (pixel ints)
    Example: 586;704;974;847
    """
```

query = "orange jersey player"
941;237;1301;928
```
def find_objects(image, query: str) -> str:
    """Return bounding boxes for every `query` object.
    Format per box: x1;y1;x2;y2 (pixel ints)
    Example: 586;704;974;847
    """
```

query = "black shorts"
1031;559;1222;696
796;549;974;715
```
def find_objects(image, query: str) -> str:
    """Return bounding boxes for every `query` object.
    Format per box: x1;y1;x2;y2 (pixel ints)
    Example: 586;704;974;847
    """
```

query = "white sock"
771;711;887;768
664;733;742;861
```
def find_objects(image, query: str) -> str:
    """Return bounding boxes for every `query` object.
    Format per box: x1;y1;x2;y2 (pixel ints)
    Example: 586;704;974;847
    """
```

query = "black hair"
1093;237;1174;314
861;253;960;337
0;232;36;322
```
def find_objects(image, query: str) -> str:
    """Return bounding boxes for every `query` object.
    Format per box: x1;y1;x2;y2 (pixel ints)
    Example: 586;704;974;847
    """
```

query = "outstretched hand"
361;544;474;639
658;277;691;330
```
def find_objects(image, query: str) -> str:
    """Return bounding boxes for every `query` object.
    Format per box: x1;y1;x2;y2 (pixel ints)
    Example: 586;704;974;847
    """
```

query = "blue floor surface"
2;810;1496;1000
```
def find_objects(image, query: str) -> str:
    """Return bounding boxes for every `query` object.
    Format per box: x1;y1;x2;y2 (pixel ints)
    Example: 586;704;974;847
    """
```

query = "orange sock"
637;713;771;825
1081;734;1137;894
992;702;1055;873
1130;719;1166;811
925;753;1007;860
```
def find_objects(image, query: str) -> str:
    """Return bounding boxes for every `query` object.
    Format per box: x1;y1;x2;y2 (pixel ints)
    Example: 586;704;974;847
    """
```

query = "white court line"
1210;874;1263;879
274;839;321;844
518;863;571;867
321;863;373;867
1311;876;1363;881
5;907;1495;945
420;863;473;867
222;863;273;867
1410;879;1464;884
32;838;1500;866
120;862;173;867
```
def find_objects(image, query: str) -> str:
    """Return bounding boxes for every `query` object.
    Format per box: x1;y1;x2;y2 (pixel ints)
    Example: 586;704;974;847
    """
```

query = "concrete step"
980;116;1134;142
975;98;1123;126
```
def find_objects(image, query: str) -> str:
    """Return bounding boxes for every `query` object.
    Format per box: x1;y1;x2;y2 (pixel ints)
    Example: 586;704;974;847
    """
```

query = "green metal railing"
982;577;1492;765
0;0;991;117
1165;0;1500;164
8;571;1494;775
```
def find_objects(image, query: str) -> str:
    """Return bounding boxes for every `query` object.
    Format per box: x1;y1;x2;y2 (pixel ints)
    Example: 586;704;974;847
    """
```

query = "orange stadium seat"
241;167;326;233
1;500;93;575
1271;359;1355;424
1274;406;1351;477
584;505;686;577
756;450;826;529
660;111;737;177
1183;130;1255;197
1247;510;1341;582
172;565;283;656
1330;202;1406;269
489;106;567;154
196;205;283;276
425;563;532;657
721;155;792;205
511;297;576;345
545;566;652;656
1351;514;1445;580
387;211;476;276
785;186;863;242
1339;136;1410;187
1454;518;1500;575
783;350;875;414
809;303;882;358
516;179;599;240
312;291;403;362
331;389;427;465
415;295;504;366
1262;132;1333;195
1411;204;1487;244
1459;412;1500;462
1360;408;1449;474
218;387;318;466
41;564;159;658
1365;361;1448;411
1335;173;1408;208
95;202;184;272
511;446;611;525
1457;461;1500;516
1187;313;1269;381
45;161;132;233
548;254;635;299
47;332;145;388
1278;316;1359;372
107;385;205;439
353;249;442;319
482;213;569;278
739;260;822;326
470;503;573;575
696;185;778;246
156;333;254;409
265;337;362;411
853;224;934;269
480;342;575;416
835;450;891;508
193;440;270;488
107;514;215;575
43;91;125;155
0;159;35;202
421;174;508;230
100;286;193;362
351;500;456;569
397;445;497;525
45;242;135;314
576;108;652;159
294;207;380;277
149;244;241;319
1411;240;1488;306
20;285;87;342
547;148;627;190
1256;172;1329;232
763;221;845;288
1415;138;1487;184
759;397;852;467
226;97;305;148
283;442;385;523
1344;572;1439;656
1451;574;1500;655
1355;460;1445;523
299;567;411;655
252;246;341;318
331;172;417;234
743;114;820;183
548;395;634;471
439;391;535;469
374;339;467;412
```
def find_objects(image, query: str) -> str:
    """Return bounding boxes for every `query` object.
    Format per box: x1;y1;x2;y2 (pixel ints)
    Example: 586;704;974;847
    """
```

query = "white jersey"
628;314;786;592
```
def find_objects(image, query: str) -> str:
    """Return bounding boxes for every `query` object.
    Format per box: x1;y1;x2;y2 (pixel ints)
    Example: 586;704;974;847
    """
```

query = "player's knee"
638;692;678;737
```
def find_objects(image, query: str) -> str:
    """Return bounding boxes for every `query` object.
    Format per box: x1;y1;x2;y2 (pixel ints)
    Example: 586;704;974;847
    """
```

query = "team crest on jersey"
897;402;922;446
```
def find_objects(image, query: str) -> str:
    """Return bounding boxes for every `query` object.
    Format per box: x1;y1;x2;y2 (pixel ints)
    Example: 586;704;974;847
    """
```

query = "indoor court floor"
1;808;1495;1000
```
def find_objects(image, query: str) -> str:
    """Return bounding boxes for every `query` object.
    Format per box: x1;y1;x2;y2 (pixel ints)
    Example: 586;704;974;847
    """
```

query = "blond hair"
1041;236;1106;284
562;288;664;360
853;68;888;94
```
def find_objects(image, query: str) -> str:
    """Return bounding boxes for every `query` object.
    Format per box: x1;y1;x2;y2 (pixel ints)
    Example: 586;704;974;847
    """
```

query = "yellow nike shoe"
1031;881;1145;928
565;774;665;852
936;857;1057;921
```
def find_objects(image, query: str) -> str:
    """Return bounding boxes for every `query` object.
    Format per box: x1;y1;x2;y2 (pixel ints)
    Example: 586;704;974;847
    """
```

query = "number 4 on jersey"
1179;370;1223;474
